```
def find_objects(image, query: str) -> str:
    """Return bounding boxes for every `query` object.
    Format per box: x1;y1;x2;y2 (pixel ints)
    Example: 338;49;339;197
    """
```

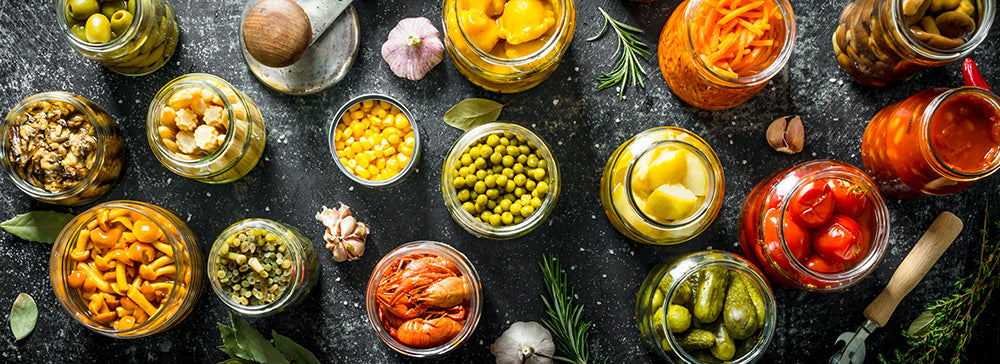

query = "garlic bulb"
491;321;555;364
381;17;444;80
315;204;369;262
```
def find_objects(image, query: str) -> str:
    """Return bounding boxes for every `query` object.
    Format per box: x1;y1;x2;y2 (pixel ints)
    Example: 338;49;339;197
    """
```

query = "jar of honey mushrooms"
442;0;576;93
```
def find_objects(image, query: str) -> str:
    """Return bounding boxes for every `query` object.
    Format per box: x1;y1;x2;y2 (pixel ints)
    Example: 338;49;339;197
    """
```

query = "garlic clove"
330;243;349;262
339;216;357;238
343;237;365;259
381;17;445;81
766;115;805;154
491;321;555;364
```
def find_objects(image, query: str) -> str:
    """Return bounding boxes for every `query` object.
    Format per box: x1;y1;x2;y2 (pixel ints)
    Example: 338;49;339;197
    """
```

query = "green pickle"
739;274;767;325
677;329;715;351
724;273;760;340
709;323;736;361
693;350;724;364
666;304;691;333
693;266;729;323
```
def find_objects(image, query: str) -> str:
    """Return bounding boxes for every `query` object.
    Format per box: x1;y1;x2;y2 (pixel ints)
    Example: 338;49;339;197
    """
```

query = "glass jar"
49;200;204;338
738;160;890;291
208;218;318;317
600;127;724;245
365;241;483;358
1;91;124;205
658;0;796;110
56;0;179;75
862;87;1000;199
441;0;576;93
146;73;266;184
636;250;776;363
441;122;560;239
328;94;421;188
833;0;994;86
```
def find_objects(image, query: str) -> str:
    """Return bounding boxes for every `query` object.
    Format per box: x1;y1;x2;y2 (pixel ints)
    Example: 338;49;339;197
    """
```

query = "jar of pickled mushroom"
56;0;179;75
833;0;995;86
738;160;890;291
658;0;796;110
146;73;266;184
636;250;776;363
442;0;576;93
1;91;124;205
208;219;318;317
862;87;1000;198
49;200;204;338
600;127;724;245
441;122;560;239
366;241;483;358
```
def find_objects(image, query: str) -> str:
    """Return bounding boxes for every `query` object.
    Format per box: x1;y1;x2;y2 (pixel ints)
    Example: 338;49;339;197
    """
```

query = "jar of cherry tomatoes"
658;0;796;110
862;87;1000;199
738;160;890;291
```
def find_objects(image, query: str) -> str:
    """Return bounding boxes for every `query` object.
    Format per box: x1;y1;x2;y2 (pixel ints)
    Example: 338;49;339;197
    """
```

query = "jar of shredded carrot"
659;0;796;110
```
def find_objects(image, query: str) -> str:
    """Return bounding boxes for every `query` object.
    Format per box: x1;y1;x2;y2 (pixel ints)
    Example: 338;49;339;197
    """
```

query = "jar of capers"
56;0;179;75
442;122;560;239
208;219;318;317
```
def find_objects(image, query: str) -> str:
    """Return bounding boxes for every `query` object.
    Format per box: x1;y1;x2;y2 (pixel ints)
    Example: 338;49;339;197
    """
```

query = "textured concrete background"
1;0;998;363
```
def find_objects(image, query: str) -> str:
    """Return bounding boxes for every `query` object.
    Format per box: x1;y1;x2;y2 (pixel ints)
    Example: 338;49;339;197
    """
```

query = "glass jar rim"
1;91;116;202
623;139;720;228
920;86;1000;180
447;0;573;65
327;93;421;188
890;0;996;59
441;121;560;239
56;0;147;52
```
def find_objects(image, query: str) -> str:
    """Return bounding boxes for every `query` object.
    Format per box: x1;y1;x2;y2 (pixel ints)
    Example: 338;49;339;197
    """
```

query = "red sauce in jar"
930;93;1000;173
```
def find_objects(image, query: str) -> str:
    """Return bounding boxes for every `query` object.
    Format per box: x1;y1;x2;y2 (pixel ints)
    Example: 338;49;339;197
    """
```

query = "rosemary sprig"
879;211;1000;364
587;7;651;99
540;254;597;364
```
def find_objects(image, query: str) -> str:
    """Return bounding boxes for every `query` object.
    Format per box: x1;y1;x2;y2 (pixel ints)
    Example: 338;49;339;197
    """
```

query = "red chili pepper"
962;58;993;92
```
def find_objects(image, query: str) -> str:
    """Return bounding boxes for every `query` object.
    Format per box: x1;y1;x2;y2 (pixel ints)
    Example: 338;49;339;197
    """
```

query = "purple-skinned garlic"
381;17;444;81
315;204;369;262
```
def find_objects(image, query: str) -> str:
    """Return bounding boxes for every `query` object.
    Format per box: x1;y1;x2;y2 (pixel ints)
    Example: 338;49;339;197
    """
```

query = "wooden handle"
242;0;312;68
863;212;963;327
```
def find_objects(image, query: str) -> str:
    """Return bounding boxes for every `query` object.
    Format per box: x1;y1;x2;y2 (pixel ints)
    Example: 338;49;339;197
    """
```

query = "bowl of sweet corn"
328;94;420;187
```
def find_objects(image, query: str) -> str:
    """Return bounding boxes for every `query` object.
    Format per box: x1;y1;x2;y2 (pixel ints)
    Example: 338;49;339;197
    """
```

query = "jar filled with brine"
833;0;994;86
862;86;1000;198
659;0;796;110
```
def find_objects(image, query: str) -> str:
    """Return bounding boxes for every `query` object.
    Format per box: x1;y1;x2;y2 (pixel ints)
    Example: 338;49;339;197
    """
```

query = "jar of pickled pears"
146;73;266;184
636;250;776;363
600;127;724;245
738;160;890;291
658;0;796;110
49;200;204;338
442;0;576;93
56;0;179;75
833;0;994;86
862;87;1000;198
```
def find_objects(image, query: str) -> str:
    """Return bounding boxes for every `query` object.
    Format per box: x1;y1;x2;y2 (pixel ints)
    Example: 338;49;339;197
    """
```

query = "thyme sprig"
879;211;1000;364
587;8;651;99
540;254;600;364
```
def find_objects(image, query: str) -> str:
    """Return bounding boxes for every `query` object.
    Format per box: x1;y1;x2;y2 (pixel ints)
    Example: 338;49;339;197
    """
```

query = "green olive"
100;0;127;19
109;10;133;36
85;13;112;44
70;23;88;40
67;0;100;21
127;0;135;13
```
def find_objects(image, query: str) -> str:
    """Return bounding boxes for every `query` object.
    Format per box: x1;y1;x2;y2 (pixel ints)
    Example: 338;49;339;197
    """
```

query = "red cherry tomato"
763;208;811;263
827;179;870;218
804;255;845;273
812;214;864;264
788;180;835;228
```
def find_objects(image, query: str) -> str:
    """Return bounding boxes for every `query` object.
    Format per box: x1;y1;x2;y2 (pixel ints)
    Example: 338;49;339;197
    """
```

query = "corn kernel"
342;147;356;159
341;113;352;124
379;100;391;110
334;128;343;141
376;157;387;169
339;157;349;166
348;103;361;112
375;107;387;118
350;143;363;154
342;127;354;139
350;110;364;120
367;165;380;177
356;167;371;179
362;100;375;109
394;113;410;130
386;157;400;171
384;146;396;156
360;138;373;150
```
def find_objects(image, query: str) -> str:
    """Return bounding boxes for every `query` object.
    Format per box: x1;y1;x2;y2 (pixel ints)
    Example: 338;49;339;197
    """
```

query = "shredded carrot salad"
692;0;784;79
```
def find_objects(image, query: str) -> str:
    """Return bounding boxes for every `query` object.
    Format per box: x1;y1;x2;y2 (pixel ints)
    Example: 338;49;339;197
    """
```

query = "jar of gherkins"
636;250;776;363
56;0;179;75
208;219;318;317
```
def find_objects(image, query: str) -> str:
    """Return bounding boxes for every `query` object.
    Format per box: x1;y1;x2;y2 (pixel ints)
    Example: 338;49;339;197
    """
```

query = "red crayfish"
376;253;470;348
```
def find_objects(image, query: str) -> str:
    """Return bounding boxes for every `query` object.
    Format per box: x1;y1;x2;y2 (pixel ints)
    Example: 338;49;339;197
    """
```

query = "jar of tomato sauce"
738;160;890;291
862;87;1000;199
658;0;796;110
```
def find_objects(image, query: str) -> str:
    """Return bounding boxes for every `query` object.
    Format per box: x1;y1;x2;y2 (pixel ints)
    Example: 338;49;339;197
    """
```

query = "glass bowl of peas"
328;94;421;188
441;122;560;239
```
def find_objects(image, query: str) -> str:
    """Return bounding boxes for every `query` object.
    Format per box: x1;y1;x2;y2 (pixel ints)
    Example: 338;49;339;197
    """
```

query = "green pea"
514;216;524;224
499;137;510;146
85;13;112;44
100;0;127;19
480;145;494;157
502;155;514;167
494;145;506;155
513;174;526;186
464;174;477;186
501;212;514;224
461;154;472;166
519;145;531;155
458;166;471;177
538;159;547;169
484;174;497;188
480;211;492;221
496;174;508;186
486;188;500;199
474;157;487;169
489;214;502;226
127;0;135;13
454;177;466;189
525;180;536;191
536;181;549;196
527;155;539;168
517;154;527;164
506;145;519;156
504;193;516;201
68;0;100;21
490;152;502;164
474;181;486;194
476;194;488;206
494;205;504;214
510;202;522;216
487;134;500;146
457;189;470;201
487;200;497;209
499;199;512;211
502;168;514;178
475;169;486;180
513;163;525;174
531;197;542;208
532;168;546;180
515;187;525;197
504;180;516;192
521;205;535;217
468;146;480;159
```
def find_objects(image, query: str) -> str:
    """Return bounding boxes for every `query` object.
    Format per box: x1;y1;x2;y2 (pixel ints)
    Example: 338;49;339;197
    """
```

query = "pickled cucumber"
709;323;736;361
652;288;665;311
739;274;767;325
677;329;715;351
667;304;691;333
657;273;693;305
723;273;759;340
694;267;730;323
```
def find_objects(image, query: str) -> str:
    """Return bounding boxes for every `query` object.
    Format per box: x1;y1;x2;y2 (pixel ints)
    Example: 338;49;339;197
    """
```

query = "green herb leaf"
229;312;288;364
10;293;38;341
272;331;320;364
907;310;935;336
218;322;249;360
1;211;75;244
443;98;504;131
588;7;651;99
540;254;597;364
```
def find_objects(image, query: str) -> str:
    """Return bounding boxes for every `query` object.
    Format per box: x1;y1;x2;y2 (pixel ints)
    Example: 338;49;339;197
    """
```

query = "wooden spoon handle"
864;212;963;327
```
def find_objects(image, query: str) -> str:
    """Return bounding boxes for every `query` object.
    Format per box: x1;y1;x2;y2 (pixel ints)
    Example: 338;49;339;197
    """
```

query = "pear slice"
643;183;697;221
682;153;709;196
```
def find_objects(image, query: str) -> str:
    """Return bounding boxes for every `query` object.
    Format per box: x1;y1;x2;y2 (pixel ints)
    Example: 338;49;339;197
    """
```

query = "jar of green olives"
56;0;179;75
208;219;318;317
441;122;560;239
636;250;776;363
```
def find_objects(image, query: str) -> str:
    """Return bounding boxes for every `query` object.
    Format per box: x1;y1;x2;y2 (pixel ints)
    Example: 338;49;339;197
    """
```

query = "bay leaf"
230;312;288;364
272;331;320;364
443;98;504;131
10;293;37;341
1;211;75;244
907;310;936;336
217;322;249;360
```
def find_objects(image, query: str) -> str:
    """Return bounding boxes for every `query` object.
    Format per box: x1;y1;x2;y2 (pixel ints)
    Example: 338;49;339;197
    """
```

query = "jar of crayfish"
600;127;724;245
146;73;266;183
208;218;318;317
49;200;204;338
365;241;483;357
1;91;124;205
56;0;180;75
658;0;796;110
862;86;1000;199
833;0;994;86
441;0;576;93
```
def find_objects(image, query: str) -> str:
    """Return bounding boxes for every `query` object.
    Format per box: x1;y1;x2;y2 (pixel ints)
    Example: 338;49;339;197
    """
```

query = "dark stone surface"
1;0;998;363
